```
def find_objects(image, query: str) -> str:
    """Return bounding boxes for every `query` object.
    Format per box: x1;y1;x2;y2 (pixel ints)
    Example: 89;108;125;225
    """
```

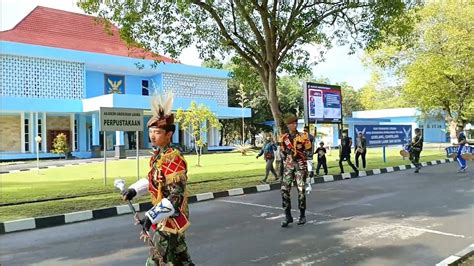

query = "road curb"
0;158;455;234
436;243;474;266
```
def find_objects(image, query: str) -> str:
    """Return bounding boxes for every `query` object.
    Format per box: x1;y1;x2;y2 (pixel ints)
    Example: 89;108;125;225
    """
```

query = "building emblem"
104;74;125;94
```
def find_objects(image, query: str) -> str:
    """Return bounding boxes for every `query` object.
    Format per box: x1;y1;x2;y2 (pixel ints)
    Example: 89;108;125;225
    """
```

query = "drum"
461;146;474;161
445;146;459;159
400;144;411;158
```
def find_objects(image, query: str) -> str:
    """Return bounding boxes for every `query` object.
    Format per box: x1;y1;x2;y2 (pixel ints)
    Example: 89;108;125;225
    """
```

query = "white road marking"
219;199;283;211
266;214;285;220
396;225;465;238
218;199;334;217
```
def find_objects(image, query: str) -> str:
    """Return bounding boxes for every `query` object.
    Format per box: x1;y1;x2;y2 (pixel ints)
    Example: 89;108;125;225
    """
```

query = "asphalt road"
0;162;472;266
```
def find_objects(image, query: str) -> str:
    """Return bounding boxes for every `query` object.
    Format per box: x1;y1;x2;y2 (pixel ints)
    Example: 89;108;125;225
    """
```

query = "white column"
208;125;213;147
186;124;192;148
214;128;220;146
70;113;75;151
42;112;47;152
20;112;25;153
115;131;124;145
29;113;34;153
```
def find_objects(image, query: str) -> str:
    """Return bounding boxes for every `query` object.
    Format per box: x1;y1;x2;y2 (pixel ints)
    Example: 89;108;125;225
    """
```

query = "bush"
51;133;70;159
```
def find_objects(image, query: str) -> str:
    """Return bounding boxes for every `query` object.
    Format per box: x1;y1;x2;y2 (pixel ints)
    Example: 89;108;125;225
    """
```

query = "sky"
0;0;372;89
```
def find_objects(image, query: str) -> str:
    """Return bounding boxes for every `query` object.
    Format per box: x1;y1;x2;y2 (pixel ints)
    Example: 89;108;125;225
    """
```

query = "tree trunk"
193;136;201;166
263;67;285;134
448;120;458;144
250;133;256;146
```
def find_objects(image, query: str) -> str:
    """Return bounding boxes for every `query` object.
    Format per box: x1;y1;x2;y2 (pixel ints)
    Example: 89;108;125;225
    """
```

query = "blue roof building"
0;7;251;160
352;108;448;143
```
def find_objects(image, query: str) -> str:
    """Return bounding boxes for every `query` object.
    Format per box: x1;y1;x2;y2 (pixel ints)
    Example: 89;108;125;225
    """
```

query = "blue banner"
354;125;412;147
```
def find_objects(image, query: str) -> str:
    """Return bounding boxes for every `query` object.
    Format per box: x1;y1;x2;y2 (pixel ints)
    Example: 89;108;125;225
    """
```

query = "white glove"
305;182;312;194
145;198;175;224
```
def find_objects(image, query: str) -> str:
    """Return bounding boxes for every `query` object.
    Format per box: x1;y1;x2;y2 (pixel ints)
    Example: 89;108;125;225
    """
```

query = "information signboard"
304;82;342;124
354;125;412;147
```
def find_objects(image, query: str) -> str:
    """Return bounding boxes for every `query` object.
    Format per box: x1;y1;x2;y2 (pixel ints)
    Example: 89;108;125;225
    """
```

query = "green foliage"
358;72;408;110
338;82;364;117
79;0;417;133
51;133;69;159
367;1;474;127
175;101;221;166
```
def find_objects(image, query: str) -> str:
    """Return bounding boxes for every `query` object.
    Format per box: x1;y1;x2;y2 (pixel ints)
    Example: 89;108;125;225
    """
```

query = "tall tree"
358;72;408;110
367;1;474;141
338;82;364;117
80;0;416;133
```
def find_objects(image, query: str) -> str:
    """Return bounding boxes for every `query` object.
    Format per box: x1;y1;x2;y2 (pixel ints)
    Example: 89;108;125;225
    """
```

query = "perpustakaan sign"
100;107;143;132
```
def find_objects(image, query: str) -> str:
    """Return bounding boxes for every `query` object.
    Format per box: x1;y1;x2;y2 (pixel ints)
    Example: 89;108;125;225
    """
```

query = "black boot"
297;209;306;225
281;209;293;228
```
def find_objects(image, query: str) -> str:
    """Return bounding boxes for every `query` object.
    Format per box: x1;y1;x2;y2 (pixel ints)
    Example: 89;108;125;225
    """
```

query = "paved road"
1;162;472;265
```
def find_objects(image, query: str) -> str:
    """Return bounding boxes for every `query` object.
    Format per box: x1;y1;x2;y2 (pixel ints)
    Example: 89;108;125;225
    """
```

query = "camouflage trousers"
281;161;307;211
146;230;193;266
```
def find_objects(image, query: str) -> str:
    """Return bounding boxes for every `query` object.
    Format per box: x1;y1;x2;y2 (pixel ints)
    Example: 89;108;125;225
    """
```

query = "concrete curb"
0;161;99;174
436;243;474;266
0;158;455;234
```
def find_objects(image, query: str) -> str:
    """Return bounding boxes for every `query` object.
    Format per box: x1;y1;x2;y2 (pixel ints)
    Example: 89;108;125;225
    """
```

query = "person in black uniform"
339;129;358;175
315;141;328;176
355;132;367;170
409;128;423;173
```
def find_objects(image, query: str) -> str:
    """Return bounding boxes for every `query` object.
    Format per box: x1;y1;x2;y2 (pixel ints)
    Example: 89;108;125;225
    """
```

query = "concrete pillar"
115;131;125;145
70;113;75;151
201;121;208;144
91;112;99;146
30;112;36;153
172;123;179;144
78;114;87;152
42;112;47;152
115;131;125;159
21;112;25;153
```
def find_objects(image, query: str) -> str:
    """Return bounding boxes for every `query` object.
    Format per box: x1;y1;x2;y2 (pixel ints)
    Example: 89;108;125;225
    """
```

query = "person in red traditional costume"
121;91;194;265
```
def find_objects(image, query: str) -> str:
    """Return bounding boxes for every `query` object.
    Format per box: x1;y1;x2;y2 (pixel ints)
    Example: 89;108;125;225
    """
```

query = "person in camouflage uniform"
409;128;423;173
122;92;194;266
279;115;312;227
303;125;315;179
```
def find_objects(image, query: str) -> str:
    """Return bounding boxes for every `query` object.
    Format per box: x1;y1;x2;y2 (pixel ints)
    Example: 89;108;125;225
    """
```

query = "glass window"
24;118;29;151
74;119;78;151
142;80;149;96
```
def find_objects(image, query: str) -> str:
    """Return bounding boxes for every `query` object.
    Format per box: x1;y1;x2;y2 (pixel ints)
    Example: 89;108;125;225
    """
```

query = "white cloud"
1;0;85;31
311;45;371;89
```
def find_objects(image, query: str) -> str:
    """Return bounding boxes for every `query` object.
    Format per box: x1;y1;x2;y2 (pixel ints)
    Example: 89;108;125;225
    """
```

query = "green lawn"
0;147;446;221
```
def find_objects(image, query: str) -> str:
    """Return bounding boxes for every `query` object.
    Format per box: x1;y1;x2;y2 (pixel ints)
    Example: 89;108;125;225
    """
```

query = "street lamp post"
35;135;42;174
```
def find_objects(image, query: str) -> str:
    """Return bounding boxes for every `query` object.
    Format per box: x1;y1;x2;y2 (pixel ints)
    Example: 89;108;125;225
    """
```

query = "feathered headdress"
147;91;175;129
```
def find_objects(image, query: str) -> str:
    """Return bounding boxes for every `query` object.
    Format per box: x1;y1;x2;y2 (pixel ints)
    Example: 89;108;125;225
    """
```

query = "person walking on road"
279;115;312;227
455;124;468;172
339;129;359;175
315;141;328;176
355;132;367;170
121;92;194;266
303;125;315;179
409;128;423;173
256;136;278;183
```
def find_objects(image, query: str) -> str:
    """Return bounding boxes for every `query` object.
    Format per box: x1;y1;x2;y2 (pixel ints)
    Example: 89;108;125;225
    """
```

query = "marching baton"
114;178;153;242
